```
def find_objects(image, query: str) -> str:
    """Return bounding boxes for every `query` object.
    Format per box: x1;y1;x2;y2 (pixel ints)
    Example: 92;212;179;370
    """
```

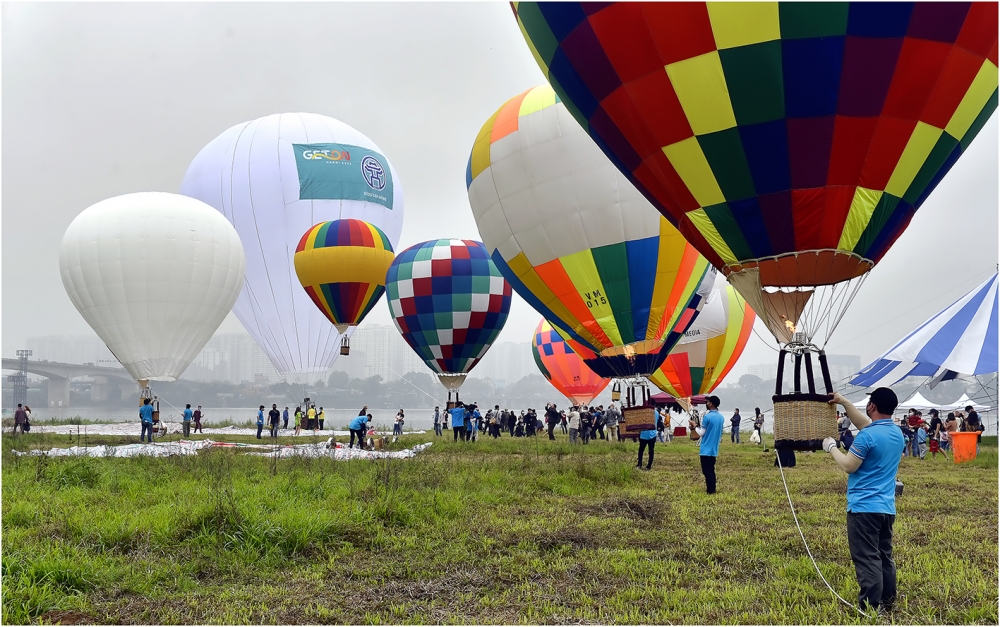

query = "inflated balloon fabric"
467;84;712;378
385;240;512;376
514;3;998;287
532;319;610;405
181;112;404;377
294;219;394;333
59;193;246;382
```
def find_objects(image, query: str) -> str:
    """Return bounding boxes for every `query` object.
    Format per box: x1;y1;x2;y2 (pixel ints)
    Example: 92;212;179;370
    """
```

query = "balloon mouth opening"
723;250;873;288
436;373;468;392
599;340;664;360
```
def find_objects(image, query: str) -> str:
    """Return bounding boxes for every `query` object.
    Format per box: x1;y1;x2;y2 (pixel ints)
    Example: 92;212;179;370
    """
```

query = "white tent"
899;391;941;411
852;396;870;409
948;393;992;411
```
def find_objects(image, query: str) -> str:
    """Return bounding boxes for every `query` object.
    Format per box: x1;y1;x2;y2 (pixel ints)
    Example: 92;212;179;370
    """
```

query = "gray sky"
4;2;998;381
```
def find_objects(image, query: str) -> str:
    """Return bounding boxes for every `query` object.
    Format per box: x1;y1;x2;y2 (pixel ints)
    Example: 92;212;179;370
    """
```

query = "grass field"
2;430;997;625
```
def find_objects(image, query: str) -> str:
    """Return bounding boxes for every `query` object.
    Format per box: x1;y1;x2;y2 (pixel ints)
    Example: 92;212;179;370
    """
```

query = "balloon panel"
467;85;712;377
294;219;394;330
59;193;246;382
181;112;404;376
650;285;756;398
532;319;610;405
514;2;998;286
385;239;512;375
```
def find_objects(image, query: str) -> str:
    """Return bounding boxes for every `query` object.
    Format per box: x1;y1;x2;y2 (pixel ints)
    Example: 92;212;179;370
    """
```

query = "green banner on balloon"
292;143;393;209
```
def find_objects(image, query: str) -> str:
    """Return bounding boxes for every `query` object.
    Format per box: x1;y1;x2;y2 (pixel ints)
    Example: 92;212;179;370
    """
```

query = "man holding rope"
824;388;903;615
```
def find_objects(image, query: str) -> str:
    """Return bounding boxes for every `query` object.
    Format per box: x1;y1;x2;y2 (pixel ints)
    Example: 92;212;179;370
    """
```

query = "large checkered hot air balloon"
515;3;997;448
294;219;394;355
384;239;512;399
533;319;610;405
467;84;715;380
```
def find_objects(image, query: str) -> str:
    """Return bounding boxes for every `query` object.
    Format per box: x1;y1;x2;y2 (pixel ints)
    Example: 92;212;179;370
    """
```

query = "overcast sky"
3;2;998;382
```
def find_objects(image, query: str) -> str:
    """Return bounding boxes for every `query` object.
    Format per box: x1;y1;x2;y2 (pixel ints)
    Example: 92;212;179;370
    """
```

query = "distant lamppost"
7;349;32;408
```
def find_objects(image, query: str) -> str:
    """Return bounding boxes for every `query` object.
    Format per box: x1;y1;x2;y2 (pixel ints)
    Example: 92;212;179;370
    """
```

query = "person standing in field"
636;412;657;471
140;398;155;443
433;406;442;436
567;406;581;444
193;406;204;433
753;408;765;445
730;408;742;444
318;407;326;430
282;407;289;430
294;406;303;436
450;402;467;442
256;405;265;440
690;395;723;494
307;405;317;434
12;404;28;436
605;404;619;442
268;404;281;437
824;388;903;614
182;403;193;438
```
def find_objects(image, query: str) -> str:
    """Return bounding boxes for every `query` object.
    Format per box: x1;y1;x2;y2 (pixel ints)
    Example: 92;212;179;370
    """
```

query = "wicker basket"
772;393;837;451
620;406;656;439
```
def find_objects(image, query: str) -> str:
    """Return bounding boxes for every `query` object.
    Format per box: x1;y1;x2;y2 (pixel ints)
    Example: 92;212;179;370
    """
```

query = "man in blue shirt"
182;404;193;438
450;402;467;442
825;387;903;614
690;395;724;494
139;398;154;443
256;405;265;440
282;407;290;430
636;408;659;471
348;413;371;449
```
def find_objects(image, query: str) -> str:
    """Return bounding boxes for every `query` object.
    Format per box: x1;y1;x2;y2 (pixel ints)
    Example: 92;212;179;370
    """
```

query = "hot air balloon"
467;84;714;387
385;239;512;403
533;319;611;405
181;113;404;382
59;192;246;400
650;284;756;403
515;2;997;447
294;219;394;355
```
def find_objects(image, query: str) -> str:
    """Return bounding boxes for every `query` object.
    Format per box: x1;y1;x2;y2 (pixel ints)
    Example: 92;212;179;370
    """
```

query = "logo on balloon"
361;156;386;191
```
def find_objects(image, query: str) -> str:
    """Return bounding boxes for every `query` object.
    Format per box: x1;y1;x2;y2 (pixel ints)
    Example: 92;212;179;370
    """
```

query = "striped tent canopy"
514;3;998;289
851;272;998;388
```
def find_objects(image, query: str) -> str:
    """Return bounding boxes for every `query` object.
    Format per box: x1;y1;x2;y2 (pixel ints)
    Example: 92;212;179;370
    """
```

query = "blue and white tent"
851;273;998;389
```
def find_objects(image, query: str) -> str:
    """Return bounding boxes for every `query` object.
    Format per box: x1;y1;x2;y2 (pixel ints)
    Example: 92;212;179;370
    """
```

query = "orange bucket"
950;432;979;463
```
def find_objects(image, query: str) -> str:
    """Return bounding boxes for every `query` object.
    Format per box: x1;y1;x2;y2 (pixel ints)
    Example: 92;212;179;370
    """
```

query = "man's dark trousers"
700;455;716;494
847;512;897;610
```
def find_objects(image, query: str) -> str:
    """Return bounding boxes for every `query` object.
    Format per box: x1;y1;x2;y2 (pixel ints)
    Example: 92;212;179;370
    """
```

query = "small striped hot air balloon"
650;284;756;400
533;319;610;406
294;219;395;354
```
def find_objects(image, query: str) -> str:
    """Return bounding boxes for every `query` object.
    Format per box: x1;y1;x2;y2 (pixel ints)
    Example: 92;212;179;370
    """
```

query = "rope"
775;451;871;618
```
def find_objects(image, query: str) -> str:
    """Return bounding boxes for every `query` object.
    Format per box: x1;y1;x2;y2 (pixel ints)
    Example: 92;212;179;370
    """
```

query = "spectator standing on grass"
194;406;204;434
915;422;928;460
730;408;742;444
318;407;326;430
927;409;942;441
349;413;371;449
256;405;265;440
269;404;281;437
13;404;28;436
294;407;303;436
605;405;619;442
965;405;983;454
451;402;467;442
182;403;193;438
824;388;903;615
546;404;560;440
690;395;723;494
567;406;581;444
753;408;765;445
468;405;480;442
561;410;569;435
140;398;154;443
636;412;657;471
282;407;289;430
308;405;318;434
394;409;404;436
580;408;593;444
433;406;442;436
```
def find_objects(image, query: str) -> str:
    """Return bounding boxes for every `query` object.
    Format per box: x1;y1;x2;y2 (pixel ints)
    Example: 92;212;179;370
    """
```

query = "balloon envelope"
59;192;246;382
650;285;756;398
385;239;512;391
532;319;610;405
294;219;394;334
514;2;997;284
467;84;713;378
181;112;404;379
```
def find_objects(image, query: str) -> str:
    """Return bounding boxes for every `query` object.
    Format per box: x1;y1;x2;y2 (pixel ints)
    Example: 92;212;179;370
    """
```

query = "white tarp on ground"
14;439;433;460
25;423;425;438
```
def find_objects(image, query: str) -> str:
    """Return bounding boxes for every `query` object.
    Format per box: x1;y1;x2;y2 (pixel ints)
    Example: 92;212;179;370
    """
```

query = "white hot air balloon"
59;192;246;391
181;113;405;382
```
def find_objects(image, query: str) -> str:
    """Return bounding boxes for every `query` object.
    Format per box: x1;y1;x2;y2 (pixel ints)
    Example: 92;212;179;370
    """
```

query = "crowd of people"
430;402;640;444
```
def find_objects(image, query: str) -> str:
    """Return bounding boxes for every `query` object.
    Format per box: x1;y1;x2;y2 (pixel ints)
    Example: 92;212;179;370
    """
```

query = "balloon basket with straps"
619;381;655;440
340;335;350;356
772;341;838;451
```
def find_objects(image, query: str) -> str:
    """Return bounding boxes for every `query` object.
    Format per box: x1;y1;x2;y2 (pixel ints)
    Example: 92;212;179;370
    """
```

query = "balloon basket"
611;381;621;402
950;432;979;463
772;394;837;451
340;336;350;356
621;406;656;439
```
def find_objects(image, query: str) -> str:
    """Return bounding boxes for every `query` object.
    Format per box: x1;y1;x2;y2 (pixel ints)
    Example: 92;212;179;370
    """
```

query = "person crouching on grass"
824;388;903;615
349;413;371;449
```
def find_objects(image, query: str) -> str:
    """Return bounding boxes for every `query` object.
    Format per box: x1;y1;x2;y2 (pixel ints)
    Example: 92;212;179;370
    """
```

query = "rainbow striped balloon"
650;285;755;399
467;84;713;379
533;319;610;405
294;219;394;334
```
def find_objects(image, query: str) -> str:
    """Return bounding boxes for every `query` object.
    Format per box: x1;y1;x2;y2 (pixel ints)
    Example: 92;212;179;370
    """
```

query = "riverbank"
3;432;996;624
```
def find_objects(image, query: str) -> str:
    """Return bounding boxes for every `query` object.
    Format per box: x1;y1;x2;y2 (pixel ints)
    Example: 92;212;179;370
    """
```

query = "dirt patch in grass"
571;496;668;522
39;610;97;625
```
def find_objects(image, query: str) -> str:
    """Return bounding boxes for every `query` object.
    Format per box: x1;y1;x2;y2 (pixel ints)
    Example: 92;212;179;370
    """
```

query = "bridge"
1;358;136;407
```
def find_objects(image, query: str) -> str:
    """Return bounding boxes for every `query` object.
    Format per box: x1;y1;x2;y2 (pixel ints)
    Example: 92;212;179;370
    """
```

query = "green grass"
2;431;996;624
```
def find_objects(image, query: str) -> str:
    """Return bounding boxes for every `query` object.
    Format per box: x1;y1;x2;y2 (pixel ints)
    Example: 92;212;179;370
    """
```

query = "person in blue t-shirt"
450;403;467;442
348;413;371;449
636;408;659;471
256;405;265;440
182;404;193;438
139;398;154;443
690;395;724;494
825;387;904;614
